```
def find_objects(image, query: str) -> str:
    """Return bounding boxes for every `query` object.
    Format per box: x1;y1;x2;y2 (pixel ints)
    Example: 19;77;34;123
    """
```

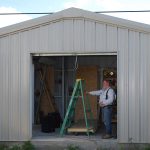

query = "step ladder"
35;66;56;124
60;79;94;137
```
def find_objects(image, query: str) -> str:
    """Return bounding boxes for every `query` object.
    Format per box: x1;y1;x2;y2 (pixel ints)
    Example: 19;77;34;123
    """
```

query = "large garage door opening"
32;55;117;139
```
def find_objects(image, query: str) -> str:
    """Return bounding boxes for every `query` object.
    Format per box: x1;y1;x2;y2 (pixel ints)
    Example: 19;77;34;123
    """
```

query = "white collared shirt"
89;87;115;106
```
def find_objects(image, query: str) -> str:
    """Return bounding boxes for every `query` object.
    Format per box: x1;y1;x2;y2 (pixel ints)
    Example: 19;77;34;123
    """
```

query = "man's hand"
86;91;90;95
99;101;106;107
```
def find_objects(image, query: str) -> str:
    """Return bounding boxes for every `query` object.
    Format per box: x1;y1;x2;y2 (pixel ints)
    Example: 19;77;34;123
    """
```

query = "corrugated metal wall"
0;18;150;142
118;28;150;143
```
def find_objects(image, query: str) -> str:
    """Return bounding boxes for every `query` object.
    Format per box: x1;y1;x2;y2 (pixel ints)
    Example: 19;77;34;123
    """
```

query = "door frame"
30;52;118;139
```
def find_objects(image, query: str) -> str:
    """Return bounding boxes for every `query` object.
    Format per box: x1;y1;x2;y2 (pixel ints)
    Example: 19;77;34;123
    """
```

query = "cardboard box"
75;66;99;121
40;66;55;115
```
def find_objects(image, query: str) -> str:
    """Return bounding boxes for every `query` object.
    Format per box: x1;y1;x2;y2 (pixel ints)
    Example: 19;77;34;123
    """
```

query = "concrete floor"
32;138;117;150
31;123;119;150
1;124;148;150
2;139;149;150
32;123;117;139
1;125;149;150
31;137;150;150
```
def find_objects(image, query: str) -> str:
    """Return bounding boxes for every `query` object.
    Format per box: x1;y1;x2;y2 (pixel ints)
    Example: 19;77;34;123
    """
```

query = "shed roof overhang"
0;7;150;37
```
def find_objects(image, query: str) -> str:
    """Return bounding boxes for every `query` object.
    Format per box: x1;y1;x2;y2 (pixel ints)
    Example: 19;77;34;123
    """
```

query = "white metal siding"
128;31;140;143
84;20;95;52
0;37;9;140
20;19;117;54
39;25;49;51
118;28;150;143
140;33;149;142
147;34;150;142
95;23;106;52
20;31;31;140
0;17;150;143
107;25;117;52
118;28;129;143
63;19;74;52
140;33;150;143
9;34;21;140
74;19;84;52
48;21;63;52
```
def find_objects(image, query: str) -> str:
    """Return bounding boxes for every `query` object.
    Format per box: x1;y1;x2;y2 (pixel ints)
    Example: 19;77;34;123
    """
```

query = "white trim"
32;52;117;56
30;56;34;139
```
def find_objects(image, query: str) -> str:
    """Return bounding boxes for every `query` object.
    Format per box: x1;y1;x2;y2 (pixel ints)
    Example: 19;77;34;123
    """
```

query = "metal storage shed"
0;7;150;143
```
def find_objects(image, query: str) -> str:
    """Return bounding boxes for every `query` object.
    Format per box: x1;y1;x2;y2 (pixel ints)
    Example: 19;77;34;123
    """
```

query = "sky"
0;0;150;28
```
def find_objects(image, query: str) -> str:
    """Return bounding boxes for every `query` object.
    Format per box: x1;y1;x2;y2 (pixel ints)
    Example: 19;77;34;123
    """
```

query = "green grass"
0;141;35;150
0;144;8;150
66;145;80;150
145;146;150;150
21;141;35;150
9;145;21;150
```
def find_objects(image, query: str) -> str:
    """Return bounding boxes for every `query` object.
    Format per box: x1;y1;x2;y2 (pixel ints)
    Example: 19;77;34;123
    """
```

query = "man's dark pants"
102;106;112;135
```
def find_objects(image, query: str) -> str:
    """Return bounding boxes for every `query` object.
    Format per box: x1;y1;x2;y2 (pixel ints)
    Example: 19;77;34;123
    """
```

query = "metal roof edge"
0;7;150;37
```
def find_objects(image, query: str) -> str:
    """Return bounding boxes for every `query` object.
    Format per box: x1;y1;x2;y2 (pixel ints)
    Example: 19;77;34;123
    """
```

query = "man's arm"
88;90;103;96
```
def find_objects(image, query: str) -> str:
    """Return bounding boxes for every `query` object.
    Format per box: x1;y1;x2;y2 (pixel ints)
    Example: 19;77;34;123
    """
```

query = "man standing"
88;80;115;139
